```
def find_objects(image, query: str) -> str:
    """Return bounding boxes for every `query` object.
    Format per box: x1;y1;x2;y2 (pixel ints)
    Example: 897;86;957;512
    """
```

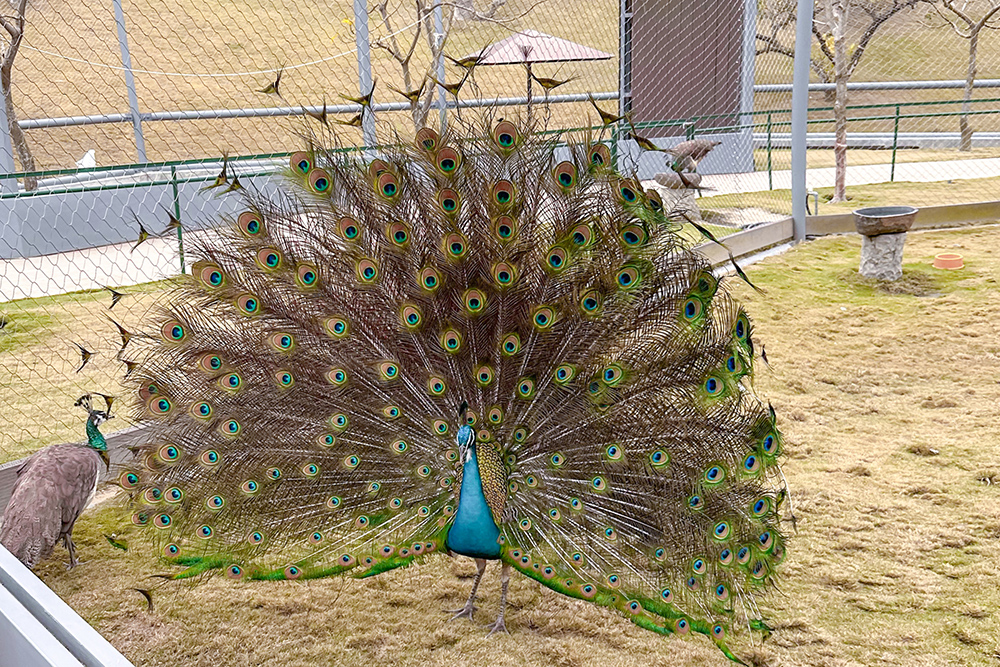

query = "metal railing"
630;96;1000;190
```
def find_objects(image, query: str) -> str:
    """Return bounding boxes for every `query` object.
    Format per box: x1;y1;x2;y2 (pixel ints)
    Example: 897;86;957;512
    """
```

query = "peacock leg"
63;533;78;569
486;563;510;635
448;558;487;620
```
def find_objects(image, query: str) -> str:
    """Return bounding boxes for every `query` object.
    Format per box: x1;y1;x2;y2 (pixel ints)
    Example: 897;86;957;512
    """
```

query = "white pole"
0;91;16;193
790;0;814;240
111;0;146;163
434;2;446;133
354;0;376;148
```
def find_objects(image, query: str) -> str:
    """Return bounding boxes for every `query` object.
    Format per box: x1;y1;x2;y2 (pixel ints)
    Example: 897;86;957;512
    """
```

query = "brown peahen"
1;394;110;569
118;109;786;662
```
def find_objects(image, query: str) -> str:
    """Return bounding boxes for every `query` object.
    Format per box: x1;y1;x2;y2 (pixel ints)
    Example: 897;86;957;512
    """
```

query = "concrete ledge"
805;200;1000;236
0;546;133;666
696;217;795;266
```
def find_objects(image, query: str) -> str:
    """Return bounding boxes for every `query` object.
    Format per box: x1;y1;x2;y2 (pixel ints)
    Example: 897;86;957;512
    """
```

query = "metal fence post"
890;104;900;182
111;0;147;163
790;0;814;241
0;91;17;193
353;0;376;148
170;165;184;273
766;111;773;190
434;2;447;134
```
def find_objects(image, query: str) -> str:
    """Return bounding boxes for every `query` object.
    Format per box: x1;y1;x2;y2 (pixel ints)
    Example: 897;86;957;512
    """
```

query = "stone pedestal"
860;232;905;281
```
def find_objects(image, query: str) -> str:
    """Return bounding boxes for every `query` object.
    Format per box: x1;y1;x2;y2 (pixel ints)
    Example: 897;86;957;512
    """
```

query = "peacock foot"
447;602;478;621
486;616;508;635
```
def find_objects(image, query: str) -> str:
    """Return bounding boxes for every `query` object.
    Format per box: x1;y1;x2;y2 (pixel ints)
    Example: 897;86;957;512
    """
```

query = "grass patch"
14;225;997;666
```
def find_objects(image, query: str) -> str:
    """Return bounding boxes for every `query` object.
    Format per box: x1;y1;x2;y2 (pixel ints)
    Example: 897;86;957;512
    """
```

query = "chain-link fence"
1;0;999;464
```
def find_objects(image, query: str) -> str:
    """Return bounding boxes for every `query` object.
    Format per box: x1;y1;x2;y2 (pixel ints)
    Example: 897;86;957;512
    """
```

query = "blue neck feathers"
446;443;501;559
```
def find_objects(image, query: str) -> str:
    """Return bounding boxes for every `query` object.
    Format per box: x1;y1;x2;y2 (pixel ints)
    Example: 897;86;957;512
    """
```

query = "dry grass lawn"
11;225;998;666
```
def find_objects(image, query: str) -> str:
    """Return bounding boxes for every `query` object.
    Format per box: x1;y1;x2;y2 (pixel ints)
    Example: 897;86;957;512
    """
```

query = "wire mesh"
1;0;999;465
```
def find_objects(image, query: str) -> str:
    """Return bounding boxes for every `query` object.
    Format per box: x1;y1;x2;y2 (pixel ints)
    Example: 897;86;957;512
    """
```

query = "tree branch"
812;21;836;64
847;0;922;77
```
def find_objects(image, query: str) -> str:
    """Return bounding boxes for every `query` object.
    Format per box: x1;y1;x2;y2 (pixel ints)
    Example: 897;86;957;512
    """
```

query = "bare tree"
758;0;927;201
925;0;1000;151
372;0;515;131
1;0;36;190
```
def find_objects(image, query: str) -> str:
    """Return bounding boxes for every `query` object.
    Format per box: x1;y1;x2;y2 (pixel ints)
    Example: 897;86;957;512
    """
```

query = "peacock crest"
117;110;786;662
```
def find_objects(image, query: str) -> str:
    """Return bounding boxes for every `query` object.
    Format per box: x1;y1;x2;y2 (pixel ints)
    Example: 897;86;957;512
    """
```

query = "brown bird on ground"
0;395;110;569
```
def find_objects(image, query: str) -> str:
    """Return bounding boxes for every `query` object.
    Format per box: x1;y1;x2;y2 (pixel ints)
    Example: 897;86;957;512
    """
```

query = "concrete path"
697;156;1000;196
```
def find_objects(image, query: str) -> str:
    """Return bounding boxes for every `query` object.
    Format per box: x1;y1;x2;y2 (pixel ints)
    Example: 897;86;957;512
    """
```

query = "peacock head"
456;400;474;463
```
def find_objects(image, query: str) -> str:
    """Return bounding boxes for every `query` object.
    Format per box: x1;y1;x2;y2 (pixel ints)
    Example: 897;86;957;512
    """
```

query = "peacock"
1;394;111;569
117;109;786;662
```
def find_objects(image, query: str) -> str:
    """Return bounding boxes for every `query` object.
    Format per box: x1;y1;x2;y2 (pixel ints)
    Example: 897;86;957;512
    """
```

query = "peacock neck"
446;444;502;559
86;418;107;451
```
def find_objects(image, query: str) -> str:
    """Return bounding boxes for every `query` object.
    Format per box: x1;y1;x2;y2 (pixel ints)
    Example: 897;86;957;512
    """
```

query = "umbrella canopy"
466;30;613;65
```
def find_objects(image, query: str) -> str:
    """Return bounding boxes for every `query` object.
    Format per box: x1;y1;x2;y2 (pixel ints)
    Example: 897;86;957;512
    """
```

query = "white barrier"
0;546;134;667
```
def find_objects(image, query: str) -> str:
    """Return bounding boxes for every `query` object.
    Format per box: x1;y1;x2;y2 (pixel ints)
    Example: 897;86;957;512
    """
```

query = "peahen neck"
447;443;502;559
85;418;107;451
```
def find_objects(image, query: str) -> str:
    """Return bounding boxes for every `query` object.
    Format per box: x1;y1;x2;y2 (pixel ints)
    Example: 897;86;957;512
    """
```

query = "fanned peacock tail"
118;110;786;661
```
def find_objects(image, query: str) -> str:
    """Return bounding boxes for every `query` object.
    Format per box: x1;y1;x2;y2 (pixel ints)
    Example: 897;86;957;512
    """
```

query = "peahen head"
75;393;111;451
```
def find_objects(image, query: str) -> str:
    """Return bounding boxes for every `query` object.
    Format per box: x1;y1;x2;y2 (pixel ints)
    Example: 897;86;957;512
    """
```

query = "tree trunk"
1;70;35;191
1;1;36;192
829;0;848;202
959;28;978;152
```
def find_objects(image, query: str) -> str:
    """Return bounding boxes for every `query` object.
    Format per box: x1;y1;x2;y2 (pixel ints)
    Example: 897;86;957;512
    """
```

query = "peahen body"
119;111;785;661
1;395;110;569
